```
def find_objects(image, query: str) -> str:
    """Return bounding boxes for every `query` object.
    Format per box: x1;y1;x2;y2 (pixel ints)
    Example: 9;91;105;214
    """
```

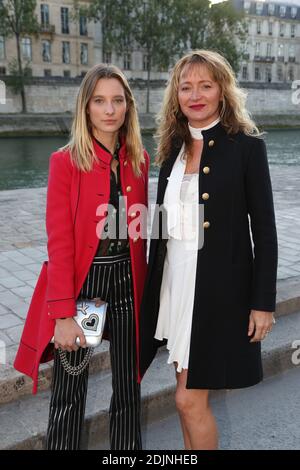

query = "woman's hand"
248;310;275;342
54;318;87;352
92;297;106;308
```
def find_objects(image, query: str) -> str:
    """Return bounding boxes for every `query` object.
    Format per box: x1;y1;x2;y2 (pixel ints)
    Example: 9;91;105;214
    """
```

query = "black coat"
139;122;278;389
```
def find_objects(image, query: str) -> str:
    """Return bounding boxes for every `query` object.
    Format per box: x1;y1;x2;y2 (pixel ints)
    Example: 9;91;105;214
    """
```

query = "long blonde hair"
156;50;261;165
62;64;144;175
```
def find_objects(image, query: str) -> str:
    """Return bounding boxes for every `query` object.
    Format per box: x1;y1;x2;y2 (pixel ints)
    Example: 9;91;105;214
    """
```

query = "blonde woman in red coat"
14;64;149;450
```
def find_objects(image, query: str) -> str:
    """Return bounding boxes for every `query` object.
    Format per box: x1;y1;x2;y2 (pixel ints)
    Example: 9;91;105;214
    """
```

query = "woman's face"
178;64;222;128
87;78;127;138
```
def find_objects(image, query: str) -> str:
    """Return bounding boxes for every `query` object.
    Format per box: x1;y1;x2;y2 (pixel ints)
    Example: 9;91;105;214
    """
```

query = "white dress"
154;172;199;372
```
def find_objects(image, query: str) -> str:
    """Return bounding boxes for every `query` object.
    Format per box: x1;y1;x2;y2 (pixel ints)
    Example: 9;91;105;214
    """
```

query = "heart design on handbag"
82;314;99;332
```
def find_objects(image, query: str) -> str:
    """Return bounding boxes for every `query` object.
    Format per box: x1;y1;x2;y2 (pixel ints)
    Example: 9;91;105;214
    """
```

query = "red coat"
14;139;149;393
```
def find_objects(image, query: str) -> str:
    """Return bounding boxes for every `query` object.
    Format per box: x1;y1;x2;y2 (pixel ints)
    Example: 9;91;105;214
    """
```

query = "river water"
0;129;299;190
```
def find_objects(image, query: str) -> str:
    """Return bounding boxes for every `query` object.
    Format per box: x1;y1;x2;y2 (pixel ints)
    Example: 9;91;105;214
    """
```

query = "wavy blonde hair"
156;49;261;165
62;63;144;175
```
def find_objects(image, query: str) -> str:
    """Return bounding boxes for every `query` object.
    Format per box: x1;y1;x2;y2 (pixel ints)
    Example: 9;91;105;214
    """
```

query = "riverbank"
0;113;300;136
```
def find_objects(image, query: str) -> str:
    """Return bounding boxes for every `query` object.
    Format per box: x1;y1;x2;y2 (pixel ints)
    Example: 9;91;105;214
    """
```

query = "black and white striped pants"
46;252;142;450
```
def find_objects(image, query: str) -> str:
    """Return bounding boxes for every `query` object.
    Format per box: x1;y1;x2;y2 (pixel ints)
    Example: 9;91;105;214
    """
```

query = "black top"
94;138;130;257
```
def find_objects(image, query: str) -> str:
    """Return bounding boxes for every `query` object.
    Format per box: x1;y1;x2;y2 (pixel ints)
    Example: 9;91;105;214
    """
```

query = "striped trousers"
46;252;142;450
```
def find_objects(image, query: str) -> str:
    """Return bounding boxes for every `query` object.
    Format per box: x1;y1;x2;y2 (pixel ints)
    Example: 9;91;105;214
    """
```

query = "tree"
172;0;246;73
206;1;246;73
82;0;246;112
130;0;180;113
82;0;183;113
74;0;134;61
172;0;211;53
0;0;40;113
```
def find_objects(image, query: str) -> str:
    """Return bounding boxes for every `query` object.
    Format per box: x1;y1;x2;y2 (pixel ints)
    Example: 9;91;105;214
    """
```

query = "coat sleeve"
45;151;76;319
245;137;278;312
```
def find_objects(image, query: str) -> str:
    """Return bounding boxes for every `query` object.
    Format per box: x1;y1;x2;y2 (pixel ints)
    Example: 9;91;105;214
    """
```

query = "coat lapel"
156;141;182;205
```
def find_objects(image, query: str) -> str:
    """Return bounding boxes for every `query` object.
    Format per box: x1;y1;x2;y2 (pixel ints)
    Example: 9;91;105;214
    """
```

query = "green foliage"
206;1;246;72
0;0;40;37
0;0;39;112
85;0;246;72
172;0;211;54
7;58;32;94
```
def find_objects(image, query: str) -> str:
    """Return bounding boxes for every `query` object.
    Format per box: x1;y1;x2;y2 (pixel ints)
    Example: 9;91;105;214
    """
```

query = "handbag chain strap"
58;347;94;376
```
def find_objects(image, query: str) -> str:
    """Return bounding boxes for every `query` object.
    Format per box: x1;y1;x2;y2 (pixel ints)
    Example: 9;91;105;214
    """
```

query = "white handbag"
73;299;108;347
51;299;108;375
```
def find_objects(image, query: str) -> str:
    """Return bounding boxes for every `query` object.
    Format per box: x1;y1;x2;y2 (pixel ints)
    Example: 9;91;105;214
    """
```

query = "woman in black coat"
139;50;278;450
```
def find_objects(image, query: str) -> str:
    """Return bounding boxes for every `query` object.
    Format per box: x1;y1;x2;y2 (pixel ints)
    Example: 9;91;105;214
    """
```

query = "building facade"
0;0;299;83
234;0;300;83
0;0;168;81
0;0;94;78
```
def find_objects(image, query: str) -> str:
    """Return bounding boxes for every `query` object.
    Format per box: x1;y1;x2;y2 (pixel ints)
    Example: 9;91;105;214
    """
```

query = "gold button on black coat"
208;140;215;147
202;193;209;201
203;166;210;174
203;221;210;229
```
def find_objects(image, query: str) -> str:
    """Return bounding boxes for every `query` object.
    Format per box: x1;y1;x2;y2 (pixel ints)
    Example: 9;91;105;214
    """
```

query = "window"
288;68;294;81
62;41;70;64
289;45;295;58
123;52;131;70
103;51;112;63
40;4;49;26
80;15;87;36
63;70;70;78
242;65;248;80
42;40;51;62
80;43;88;65
256;2;263;15
268;3;275;15
143;54;149;71
244;1;251;14
291;24;296;38
61;7;69;34
257;21;261;34
278;43;284;57
255;42;260;56
44;69;51;77
0;36;5;60
279;6;286;18
21;38;32;61
267;43;272;57
242;40;249;57
277;67;283;81
280;23;285;36
268;22;273;35
255;67;261;81
291;7;297;19
0;67;6;75
266;67;272;83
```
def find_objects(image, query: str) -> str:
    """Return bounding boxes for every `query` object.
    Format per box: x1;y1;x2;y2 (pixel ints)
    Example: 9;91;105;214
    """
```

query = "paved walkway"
0;165;300;369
